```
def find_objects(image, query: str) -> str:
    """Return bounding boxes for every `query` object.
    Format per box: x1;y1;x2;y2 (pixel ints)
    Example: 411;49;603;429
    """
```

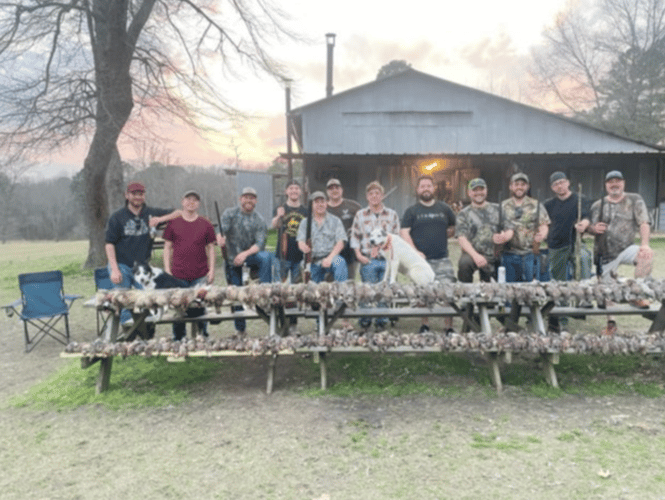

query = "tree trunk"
83;0;136;269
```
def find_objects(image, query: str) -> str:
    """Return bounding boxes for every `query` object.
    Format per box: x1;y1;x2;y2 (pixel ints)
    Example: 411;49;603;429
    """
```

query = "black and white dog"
132;261;189;290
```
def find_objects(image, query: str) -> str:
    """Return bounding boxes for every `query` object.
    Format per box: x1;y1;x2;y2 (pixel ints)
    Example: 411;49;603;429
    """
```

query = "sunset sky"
38;0;573;179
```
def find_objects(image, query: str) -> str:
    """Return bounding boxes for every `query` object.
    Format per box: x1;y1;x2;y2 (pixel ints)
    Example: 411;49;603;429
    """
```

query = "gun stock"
214;201;228;261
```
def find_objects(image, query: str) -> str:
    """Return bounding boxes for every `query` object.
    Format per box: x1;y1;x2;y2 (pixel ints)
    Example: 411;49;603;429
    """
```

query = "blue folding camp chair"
2;270;81;352
94;267;113;337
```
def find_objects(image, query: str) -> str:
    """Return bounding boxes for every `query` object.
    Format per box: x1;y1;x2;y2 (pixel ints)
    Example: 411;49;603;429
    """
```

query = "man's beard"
418;192;434;202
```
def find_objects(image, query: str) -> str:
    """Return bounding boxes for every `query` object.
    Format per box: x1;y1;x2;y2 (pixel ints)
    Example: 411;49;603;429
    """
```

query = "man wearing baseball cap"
162;190;217;340
590;170;653;328
217;186;272;335
297;191;348;283
456;178;513;283
501;172;550;282
105;181;182;327
326;178;361;279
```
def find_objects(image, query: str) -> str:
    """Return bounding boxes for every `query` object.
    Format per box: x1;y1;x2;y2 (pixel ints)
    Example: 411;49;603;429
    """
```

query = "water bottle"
498;266;506;283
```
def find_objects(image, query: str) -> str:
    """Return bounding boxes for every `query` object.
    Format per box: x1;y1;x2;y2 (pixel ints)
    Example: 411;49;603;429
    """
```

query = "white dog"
368;228;435;285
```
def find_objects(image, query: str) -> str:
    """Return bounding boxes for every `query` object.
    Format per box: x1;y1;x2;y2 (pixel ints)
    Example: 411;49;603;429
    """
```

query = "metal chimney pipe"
326;33;336;97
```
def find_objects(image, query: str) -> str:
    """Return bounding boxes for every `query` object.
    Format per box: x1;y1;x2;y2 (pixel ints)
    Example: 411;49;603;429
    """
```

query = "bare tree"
0;158;34;243
530;0;665;144
0;1;294;267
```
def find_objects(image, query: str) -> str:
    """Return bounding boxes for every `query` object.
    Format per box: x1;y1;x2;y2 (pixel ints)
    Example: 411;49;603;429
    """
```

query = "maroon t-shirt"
162;216;216;281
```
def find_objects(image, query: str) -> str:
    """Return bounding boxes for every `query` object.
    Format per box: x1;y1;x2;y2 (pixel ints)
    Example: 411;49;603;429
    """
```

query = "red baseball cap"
126;182;145;193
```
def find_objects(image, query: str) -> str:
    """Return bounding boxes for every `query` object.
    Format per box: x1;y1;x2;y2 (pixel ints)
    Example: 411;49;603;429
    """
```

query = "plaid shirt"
349;205;400;258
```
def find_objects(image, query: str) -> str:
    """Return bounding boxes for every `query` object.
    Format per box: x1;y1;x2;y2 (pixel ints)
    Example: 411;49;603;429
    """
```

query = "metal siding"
296;70;658;155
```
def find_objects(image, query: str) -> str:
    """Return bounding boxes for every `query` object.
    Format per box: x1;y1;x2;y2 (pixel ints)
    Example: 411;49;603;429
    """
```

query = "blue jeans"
359;259;387;329
172;276;208;341
107;263;142;325
311;256;348;283
502;253;537;282
273;258;302;283
225;251;272;332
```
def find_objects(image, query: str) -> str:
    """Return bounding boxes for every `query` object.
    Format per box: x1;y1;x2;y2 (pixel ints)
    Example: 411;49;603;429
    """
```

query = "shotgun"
494;190;504;259
532;189;541;280
595;195;606;277
303;199;313;283
277;209;289;283
531;189;541;256
574;184;582;280
214;201;228;261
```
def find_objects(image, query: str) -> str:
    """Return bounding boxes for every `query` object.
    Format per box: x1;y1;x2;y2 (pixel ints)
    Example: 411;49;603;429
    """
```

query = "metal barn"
285;69;664;220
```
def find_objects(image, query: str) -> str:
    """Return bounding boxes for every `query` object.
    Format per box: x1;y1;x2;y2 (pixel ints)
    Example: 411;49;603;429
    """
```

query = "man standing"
163;190;216;340
401;175;456;332
297;191;348;283
271;180;308;283
105;181;181;327
544;171;592;281
544;172;592;331
217;187;272;335
456;178;512;283
350;181;400;331
325;178;362;279
501;173;550;282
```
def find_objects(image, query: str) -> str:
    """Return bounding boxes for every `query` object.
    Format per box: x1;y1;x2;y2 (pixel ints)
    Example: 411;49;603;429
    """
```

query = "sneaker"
235;330;246;337
630;298;651;309
418;324;430;334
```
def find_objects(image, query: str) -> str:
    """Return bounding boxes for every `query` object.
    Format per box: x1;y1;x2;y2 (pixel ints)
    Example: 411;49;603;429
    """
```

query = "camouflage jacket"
502;197;550;255
455;202;509;259
220;206;267;261
590;193;650;262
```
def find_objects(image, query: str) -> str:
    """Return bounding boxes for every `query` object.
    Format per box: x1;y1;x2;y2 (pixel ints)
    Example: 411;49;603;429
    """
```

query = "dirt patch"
3;315;665;499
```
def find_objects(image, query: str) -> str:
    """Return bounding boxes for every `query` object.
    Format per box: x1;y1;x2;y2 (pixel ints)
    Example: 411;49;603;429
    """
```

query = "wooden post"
266;354;277;394
96;312;120;394
320;352;327;390
487;352;502;394
542;352;559;388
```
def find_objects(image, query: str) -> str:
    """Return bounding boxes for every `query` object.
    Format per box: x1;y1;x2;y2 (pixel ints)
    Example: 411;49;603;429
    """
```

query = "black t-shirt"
401;201;456;259
544;193;590;249
274;203;308;262
105;204;172;266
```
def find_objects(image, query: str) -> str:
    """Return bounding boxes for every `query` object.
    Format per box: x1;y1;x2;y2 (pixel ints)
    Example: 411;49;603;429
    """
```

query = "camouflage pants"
427;257;456;282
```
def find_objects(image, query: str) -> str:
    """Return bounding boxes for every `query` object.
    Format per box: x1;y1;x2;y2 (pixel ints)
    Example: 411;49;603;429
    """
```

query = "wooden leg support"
96;357;113;394
266;354;277;394
319;352;327;390
542;352;559;388
487;352;502;394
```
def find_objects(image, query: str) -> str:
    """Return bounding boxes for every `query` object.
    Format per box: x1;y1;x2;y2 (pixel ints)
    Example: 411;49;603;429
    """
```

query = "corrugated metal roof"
289;69;663;156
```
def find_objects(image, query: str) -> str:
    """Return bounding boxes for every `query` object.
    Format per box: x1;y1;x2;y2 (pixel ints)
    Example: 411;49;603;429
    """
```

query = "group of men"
104;167;653;339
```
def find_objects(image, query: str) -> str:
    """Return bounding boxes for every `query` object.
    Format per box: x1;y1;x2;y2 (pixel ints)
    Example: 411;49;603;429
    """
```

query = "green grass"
8;357;223;411
3;239;665;407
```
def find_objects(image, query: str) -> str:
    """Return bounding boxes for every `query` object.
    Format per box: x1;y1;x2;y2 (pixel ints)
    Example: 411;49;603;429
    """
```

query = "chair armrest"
64;294;83;309
2;299;21;317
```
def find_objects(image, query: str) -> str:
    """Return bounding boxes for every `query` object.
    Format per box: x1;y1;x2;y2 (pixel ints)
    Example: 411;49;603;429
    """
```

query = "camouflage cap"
510;172;529;184
468;178;487;190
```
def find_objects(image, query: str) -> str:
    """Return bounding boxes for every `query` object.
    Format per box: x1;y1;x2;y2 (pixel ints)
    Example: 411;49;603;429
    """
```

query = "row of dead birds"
65;328;665;357
95;276;665;317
